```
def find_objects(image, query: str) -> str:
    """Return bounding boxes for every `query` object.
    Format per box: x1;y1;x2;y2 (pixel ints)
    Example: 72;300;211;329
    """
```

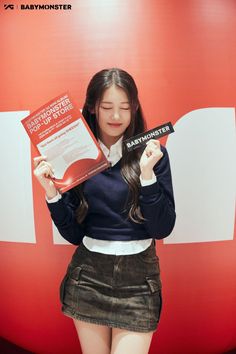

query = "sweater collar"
98;136;123;166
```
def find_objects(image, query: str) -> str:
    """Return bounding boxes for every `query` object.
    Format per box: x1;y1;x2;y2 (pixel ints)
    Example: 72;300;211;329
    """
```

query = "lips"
107;123;122;127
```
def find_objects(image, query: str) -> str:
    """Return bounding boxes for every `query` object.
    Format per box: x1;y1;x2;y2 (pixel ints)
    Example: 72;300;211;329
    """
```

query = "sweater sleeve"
139;145;176;239
46;189;84;245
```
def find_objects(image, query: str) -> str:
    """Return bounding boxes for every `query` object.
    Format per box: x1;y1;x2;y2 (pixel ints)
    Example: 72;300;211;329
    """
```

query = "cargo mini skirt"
59;239;162;333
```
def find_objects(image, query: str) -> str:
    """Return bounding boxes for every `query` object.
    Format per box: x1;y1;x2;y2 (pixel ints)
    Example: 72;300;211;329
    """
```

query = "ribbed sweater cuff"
46;198;65;214
140;181;161;196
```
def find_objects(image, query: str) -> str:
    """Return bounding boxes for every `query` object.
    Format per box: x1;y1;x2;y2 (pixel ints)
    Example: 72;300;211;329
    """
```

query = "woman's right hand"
33;156;58;200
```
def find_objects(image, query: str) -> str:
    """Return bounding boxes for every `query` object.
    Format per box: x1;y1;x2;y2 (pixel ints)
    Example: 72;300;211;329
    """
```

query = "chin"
106;130;124;137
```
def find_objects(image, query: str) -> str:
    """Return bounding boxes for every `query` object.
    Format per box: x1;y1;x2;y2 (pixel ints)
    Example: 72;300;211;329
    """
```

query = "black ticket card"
123;121;174;152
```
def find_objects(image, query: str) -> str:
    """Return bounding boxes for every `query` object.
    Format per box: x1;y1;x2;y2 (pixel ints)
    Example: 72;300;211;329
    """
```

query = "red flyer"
21;92;109;193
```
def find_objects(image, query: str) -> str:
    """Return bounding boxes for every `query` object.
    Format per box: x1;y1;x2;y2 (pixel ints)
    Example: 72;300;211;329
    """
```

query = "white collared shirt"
98;136;123;167
48;136;156;254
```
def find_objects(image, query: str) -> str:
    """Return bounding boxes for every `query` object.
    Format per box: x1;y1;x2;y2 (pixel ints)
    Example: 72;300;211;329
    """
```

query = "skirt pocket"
59;265;83;312
146;275;163;325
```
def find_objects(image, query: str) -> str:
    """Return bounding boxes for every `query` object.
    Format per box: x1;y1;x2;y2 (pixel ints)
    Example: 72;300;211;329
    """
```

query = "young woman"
33;68;176;354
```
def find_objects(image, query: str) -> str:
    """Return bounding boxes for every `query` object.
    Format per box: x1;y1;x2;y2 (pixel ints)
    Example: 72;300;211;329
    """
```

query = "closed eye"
101;107;112;110
100;106;130;110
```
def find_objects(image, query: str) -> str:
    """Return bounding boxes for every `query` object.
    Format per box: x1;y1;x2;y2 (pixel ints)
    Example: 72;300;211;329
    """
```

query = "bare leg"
73;319;112;354
110;327;154;354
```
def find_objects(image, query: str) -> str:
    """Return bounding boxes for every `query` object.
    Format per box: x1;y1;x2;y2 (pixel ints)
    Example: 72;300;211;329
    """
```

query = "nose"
112;110;120;121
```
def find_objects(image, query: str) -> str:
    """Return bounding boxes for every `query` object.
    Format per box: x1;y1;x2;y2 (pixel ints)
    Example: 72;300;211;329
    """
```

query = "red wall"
0;1;235;353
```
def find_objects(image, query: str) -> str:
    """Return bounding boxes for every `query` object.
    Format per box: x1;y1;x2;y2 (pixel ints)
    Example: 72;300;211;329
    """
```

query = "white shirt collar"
98;136;123;166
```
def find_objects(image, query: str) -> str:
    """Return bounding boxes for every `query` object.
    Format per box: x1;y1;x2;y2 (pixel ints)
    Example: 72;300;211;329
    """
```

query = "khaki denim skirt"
59;239;162;333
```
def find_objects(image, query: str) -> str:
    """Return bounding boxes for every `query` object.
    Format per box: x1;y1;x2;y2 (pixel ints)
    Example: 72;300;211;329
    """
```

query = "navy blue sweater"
47;146;176;245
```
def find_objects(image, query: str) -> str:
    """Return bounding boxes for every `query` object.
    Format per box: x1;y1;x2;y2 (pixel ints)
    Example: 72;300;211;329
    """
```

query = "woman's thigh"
111;327;154;354
73;319;112;354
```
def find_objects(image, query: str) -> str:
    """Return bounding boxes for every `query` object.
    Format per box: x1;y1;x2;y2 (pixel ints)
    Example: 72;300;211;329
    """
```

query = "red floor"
0;337;235;354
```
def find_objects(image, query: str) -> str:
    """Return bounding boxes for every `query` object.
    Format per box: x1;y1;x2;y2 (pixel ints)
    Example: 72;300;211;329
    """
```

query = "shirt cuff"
46;192;62;203
139;172;157;186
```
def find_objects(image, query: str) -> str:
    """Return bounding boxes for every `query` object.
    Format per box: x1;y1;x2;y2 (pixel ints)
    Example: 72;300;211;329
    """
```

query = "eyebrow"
100;101;130;104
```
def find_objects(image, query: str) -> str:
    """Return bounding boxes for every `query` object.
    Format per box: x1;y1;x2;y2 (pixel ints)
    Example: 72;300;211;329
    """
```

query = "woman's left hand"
139;139;163;179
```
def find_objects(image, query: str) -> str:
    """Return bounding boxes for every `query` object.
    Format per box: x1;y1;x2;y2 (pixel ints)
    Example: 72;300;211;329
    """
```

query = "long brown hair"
75;68;147;223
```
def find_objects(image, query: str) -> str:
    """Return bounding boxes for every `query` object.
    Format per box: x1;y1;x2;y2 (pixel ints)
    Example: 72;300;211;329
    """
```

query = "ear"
89;104;97;114
88;107;95;114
